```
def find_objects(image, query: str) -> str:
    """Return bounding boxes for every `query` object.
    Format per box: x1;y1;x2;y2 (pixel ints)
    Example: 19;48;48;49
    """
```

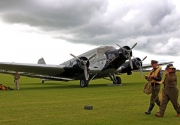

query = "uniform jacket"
148;66;162;83
14;74;20;80
164;72;177;87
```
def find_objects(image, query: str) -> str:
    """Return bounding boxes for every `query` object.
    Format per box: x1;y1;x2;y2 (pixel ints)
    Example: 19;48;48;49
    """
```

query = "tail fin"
38;58;46;64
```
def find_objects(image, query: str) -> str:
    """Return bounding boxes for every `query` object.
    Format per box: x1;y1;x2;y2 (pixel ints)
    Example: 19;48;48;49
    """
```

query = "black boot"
145;104;155;115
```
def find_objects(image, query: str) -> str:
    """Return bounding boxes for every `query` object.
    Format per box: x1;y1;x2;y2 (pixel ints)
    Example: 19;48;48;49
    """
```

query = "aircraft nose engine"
117;43;137;69
121;46;132;59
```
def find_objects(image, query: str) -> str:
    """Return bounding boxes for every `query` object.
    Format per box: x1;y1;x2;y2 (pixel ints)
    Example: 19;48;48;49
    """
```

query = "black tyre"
113;76;122;85
80;79;89;87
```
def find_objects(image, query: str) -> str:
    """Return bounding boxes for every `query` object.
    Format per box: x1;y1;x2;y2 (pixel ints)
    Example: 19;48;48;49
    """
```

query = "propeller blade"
70;53;89;80
70;53;81;61
116;44;121;48
84;65;88;80
132;56;143;76
141;56;147;62
139;56;147;76
116;44;127;51
131;42;137;49
88;53;97;61
129;57;133;69
140;65;143;76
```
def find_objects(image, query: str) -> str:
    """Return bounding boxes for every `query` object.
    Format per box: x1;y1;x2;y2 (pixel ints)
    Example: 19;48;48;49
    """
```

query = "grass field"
0;72;180;125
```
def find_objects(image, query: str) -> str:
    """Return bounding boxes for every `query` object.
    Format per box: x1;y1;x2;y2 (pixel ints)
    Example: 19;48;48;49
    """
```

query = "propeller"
140;56;147;76
83;63;88;80
131;43;137;50
70;53;81;61
116;43;137;69
141;56;147;62
129;55;133;70
70;53;97;80
133;56;147;76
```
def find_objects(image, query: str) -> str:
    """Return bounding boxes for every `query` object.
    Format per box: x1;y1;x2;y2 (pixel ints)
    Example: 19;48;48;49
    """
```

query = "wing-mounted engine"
63;53;96;80
71;56;90;72
133;57;142;70
116;56;147;75
64;55;89;79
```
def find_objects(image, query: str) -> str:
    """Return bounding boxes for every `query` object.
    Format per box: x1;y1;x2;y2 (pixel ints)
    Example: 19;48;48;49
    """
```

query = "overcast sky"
0;0;180;69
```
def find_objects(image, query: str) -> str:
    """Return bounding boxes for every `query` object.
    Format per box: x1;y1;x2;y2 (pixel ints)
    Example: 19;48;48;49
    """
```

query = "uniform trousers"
150;84;160;106
159;86;180;116
14;80;19;90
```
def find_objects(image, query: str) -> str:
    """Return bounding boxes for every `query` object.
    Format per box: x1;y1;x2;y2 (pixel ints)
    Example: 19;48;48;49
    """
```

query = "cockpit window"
72;61;77;65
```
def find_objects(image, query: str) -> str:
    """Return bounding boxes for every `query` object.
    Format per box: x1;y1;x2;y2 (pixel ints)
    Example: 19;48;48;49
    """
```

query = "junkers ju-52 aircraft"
0;43;173;87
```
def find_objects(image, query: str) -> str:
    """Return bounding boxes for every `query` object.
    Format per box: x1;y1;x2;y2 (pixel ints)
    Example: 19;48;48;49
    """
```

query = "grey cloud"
0;0;108;29
0;0;180;56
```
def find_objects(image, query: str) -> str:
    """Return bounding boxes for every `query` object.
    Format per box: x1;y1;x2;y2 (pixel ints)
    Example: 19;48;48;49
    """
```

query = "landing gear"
108;73;122;85
127;71;132;75
113;76;122;85
42;79;45;84
80;78;89;87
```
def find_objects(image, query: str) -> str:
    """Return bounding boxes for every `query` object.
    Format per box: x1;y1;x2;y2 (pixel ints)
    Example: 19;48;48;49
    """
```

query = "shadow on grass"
122;82;145;86
21;84;80;90
20;82;107;90
20;81;145;90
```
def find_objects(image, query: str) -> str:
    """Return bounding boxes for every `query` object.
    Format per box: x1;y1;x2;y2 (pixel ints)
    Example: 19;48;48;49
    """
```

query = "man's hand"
144;75;148;79
165;70;169;75
149;75;153;78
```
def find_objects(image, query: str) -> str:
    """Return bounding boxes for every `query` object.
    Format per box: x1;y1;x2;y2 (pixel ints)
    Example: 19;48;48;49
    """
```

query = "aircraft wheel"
80;79;89;87
127;71;132;75
42;80;45;84
113;76;122;85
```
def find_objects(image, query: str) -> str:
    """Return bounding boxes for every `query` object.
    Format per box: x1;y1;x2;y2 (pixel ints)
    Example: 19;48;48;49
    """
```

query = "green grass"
0;72;180;125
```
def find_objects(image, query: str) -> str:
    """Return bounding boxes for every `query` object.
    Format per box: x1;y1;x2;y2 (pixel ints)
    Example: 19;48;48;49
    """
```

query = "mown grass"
0;72;180;125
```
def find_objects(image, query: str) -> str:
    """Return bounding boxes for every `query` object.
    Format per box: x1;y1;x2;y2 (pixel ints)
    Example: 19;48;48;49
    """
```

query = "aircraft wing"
0;70;74;81
116;59;174;76
142;61;174;69
0;62;65;76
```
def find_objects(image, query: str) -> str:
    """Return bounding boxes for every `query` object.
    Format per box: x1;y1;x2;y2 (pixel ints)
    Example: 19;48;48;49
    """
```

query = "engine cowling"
116;57;142;73
72;56;90;73
119;46;132;59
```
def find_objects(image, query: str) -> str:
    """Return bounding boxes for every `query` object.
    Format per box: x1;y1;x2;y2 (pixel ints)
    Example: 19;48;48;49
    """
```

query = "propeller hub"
77;57;90;69
70;53;96;81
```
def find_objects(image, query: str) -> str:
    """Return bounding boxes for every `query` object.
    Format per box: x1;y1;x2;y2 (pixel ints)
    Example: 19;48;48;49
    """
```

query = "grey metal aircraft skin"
0;43;173;87
0;44;133;87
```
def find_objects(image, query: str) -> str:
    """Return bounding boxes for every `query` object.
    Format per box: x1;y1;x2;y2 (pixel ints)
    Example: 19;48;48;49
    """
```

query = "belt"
151;82;160;86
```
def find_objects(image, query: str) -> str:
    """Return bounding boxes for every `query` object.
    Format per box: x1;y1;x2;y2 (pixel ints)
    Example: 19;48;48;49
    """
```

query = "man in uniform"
144;60;163;114
14;71;20;90
155;65;180;117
